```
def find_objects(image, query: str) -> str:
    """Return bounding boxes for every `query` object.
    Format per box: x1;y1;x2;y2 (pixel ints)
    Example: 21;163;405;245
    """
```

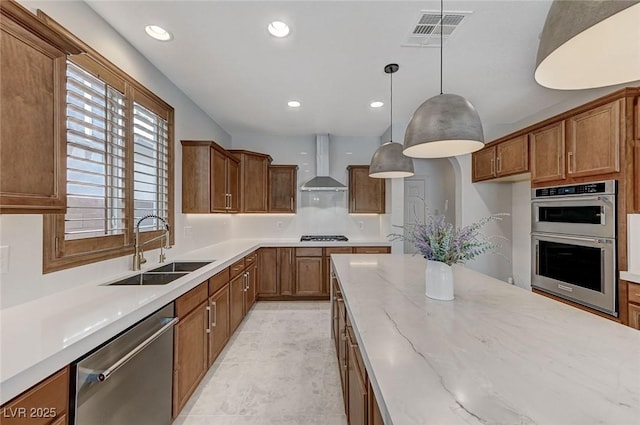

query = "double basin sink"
107;261;214;286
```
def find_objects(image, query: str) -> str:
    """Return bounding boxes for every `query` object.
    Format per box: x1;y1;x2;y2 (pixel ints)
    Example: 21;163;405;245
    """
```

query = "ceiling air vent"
402;10;471;48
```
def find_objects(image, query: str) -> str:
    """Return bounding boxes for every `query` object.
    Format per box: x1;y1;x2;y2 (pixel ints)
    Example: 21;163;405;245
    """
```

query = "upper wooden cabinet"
229;150;272;213
348;165;385;214
181;140;239;213
268;165;298;213
0;0;83;213
472;135;528;182
566;100;620;178
530;121;565;184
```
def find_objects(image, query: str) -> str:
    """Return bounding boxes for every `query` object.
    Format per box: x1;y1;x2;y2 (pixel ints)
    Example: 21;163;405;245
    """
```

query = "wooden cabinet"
325;247;353;296
229;271;246;333
279;247;295;296
566;100;620;178
173;282;209;416
368;381;384;425
258;247;278;295
347;328;368;425
268;165;298;213
472;135;528;182
181;140;239;213
0;366;69;425
336;297;348;412
229;150;272;213
348;165;385;213
353;246;391;254
208;284;229;367
627;281;640;330
295;248;323;296
0;1;82;213
530;121;565;184
244;253;257;312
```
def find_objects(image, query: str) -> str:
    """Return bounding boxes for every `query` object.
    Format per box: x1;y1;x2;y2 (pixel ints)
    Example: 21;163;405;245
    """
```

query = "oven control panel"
533;180;615;198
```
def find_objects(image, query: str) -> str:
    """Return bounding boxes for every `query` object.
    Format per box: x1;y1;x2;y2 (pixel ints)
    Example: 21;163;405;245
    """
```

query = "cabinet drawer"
628;282;640;305
353;246;390;254
229;258;245;279
324;247;353;256
347;326;366;381
209;268;229;295
176;282;208;318
1;367;69;425
296;247;323;257
244;252;258;266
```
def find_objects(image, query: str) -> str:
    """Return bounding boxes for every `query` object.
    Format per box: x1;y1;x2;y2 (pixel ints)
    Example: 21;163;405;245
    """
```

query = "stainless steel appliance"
531;180;617;316
300;235;349;242
73;304;178;425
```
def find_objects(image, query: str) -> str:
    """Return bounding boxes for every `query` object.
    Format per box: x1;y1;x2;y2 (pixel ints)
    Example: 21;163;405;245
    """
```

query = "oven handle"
532;195;613;203
534;233;607;244
95;317;179;383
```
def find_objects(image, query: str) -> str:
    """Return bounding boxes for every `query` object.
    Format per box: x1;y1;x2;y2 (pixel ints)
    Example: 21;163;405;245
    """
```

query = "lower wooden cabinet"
0;367;69;425
258;247;278;295
208;284;230;366
348;329;368;425
279;248;295;295
337;297;348;411
295;256;323;296
244;261;257;312
627;281;640;330
173;283;209;417
229;272;246;333
368;381;384;425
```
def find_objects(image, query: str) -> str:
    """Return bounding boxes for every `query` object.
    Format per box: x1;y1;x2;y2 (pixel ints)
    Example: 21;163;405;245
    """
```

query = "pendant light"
535;0;640;90
403;0;484;159
369;64;415;178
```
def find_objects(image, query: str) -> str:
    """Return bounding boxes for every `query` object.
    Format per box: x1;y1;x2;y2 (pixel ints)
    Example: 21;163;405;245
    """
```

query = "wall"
0;1;232;309
228;132;387;239
511;181;532;289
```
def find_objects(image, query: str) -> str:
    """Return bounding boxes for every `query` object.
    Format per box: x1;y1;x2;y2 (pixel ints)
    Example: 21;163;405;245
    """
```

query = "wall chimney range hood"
301;134;347;191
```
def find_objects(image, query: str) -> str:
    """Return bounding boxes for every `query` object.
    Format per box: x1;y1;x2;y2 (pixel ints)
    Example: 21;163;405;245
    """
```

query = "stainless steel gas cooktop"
300;235;349;242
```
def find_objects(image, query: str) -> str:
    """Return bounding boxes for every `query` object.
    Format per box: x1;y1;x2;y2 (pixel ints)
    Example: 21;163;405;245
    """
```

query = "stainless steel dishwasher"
73;303;178;425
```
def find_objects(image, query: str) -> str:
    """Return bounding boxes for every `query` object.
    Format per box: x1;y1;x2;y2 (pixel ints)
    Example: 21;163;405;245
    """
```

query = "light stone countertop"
331;254;640;425
0;237;389;404
621;271;640;284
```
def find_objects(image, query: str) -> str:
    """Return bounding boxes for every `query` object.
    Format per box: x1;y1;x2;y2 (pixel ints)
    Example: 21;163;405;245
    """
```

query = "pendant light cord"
440;0;443;95
390;69;393;143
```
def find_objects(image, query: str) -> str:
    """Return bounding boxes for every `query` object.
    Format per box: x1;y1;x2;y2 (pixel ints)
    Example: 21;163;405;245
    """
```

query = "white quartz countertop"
331;254;640;425
0;237;389;404
621;271;640;284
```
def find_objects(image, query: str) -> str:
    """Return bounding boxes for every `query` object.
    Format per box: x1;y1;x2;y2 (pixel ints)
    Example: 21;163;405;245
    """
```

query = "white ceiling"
83;0;582;140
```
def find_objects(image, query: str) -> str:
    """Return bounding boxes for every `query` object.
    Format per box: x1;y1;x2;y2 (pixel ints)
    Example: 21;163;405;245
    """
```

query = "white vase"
425;260;454;300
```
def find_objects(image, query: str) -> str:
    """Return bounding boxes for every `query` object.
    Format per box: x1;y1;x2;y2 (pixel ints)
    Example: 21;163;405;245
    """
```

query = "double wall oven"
531;180;617;317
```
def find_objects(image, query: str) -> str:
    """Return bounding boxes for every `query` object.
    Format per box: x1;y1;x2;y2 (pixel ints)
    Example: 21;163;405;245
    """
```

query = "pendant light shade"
369;63;414;178
535;1;640;90
403;94;484;158
402;0;484;159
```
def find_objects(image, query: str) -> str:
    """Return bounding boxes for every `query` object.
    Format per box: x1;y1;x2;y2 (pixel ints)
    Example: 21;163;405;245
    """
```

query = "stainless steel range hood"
301;134;347;191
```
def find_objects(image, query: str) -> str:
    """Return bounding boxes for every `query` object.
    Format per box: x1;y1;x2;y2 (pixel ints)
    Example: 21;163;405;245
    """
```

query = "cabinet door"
332;277;341;353
278;248;295;295
472;146;496;181
496;134;528;177
243;154;269;212
353;247;390;254
567;100;620;177
368;381;384;425
628;303;640;330
181;143;211;213
229;273;245;333
210;148;228;212
337;298;348;412
209;285;230;367
530;122;565;184
295;257;323;295
258;248;278;296
245;263;257;312
348;336;368;425
348;166;385;213
0;15;68;213
269;165;297;212
227;158;240;212
173;302;208;416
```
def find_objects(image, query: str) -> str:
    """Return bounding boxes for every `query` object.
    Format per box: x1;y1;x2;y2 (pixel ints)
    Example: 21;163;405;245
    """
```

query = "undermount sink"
107;272;189;286
147;261;214;273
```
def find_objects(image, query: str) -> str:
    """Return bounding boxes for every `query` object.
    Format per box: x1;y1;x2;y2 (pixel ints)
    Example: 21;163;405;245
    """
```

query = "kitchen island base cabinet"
347;328;368;425
173;282;209;417
0;366;69;425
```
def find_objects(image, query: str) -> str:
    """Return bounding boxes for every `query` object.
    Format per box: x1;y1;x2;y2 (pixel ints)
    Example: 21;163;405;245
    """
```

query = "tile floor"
172;301;347;425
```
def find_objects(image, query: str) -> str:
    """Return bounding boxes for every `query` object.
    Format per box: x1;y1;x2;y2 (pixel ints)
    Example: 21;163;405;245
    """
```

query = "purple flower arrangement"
390;214;504;266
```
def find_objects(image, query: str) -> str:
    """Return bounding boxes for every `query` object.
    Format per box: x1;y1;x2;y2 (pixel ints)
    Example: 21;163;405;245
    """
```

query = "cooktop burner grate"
300;235;349;242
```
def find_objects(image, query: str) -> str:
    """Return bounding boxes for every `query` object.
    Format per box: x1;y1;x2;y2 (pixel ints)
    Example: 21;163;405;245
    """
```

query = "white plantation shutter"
133;102;169;232
64;61;126;240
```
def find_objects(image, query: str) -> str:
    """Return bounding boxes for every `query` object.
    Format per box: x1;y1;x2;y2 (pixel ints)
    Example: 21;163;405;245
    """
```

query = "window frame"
41;12;174;273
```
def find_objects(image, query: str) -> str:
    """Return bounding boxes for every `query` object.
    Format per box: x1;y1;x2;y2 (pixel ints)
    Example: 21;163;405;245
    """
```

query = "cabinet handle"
567;151;574;174
290;197;293;210
490;158;495;175
206;306;211;334
211;301;217;328
289;249;292;264
229;193;233;210
497;156;502;173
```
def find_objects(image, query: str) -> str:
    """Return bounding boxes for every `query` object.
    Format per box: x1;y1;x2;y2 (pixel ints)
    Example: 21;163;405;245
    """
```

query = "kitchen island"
331;254;640;425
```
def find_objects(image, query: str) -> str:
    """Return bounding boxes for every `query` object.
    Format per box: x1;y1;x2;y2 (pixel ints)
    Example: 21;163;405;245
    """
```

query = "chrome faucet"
133;214;171;271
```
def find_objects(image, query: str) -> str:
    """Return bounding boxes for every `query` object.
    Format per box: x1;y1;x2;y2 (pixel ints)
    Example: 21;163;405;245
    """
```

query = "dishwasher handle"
96;317;178;382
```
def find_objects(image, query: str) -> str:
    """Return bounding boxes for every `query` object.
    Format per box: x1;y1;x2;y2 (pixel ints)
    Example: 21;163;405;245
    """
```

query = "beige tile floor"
172;301;347;425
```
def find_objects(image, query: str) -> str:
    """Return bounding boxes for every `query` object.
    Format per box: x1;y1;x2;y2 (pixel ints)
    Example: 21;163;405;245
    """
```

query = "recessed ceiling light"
288;100;301;108
370;101;384;108
268;21;290;38
145;25;172;41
